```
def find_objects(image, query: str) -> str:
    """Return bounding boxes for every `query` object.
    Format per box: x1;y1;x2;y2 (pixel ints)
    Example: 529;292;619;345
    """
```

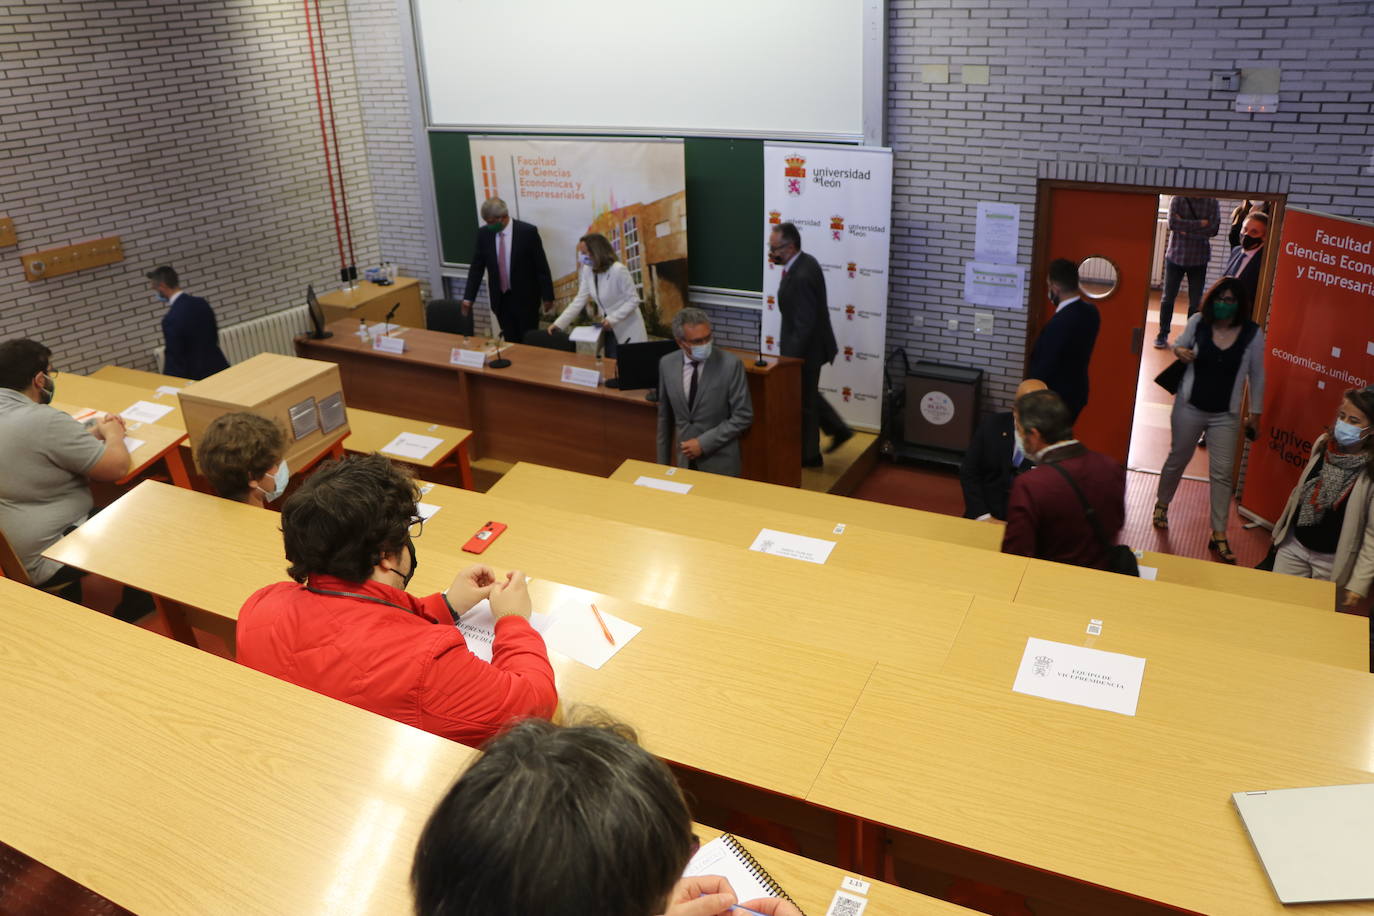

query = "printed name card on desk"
449;348;486;369
120;400;174;424
749;528;837;565
634;475;693;494
560;365;601;388
1012;637;1146;716
372;334;406;354
380;432;443;461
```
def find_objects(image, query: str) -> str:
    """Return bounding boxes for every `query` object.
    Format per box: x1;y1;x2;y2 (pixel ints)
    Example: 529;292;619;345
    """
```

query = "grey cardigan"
1173;312;1265;416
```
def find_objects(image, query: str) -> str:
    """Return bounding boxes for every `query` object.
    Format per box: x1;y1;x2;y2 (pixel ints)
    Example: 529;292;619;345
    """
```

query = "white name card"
1012;637;1146;716
634;475;693;494
450;348;486;368
749;528;837;565
560;365;600;388
372;335;406;354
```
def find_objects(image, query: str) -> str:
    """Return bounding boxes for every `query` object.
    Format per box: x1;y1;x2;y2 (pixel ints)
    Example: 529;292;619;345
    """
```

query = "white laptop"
1232;784;1374;904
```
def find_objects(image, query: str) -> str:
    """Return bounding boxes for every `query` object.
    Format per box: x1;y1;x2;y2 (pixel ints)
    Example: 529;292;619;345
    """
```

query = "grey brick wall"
1;0;378;373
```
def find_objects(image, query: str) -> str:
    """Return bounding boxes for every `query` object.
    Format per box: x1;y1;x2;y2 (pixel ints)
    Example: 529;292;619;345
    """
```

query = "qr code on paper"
825;889;867;916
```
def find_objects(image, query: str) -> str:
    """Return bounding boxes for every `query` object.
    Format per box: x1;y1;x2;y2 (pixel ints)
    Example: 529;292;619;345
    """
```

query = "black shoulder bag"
1046;462;1139;577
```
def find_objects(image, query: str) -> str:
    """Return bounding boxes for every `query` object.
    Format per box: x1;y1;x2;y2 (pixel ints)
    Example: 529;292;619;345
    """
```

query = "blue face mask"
1333;419;1368;449
577;252;592;266
153;291;169;304
258;459;290;502
690;342;712;362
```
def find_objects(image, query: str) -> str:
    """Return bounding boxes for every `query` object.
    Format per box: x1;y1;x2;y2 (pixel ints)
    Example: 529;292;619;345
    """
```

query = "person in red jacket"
1001;389;1126;570
237;453;556;746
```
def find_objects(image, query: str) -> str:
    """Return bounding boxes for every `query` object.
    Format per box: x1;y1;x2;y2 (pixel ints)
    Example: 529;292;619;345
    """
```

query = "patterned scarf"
1297;442;1367;528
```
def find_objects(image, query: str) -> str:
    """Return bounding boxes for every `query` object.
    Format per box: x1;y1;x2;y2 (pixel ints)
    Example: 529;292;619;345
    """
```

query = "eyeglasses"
682;332;713;346
407;515;425;539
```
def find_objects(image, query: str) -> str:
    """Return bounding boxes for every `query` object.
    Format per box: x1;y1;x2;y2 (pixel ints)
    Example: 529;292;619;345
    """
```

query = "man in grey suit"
656;308;753;476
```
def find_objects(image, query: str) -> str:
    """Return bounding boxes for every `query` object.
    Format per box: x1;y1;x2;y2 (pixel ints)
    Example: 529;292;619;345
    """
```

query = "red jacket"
237;576;557;747
1001;442;1126;570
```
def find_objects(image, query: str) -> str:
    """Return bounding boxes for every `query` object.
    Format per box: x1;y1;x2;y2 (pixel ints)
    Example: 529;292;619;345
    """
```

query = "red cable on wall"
304;0;346;277
312;0;357;273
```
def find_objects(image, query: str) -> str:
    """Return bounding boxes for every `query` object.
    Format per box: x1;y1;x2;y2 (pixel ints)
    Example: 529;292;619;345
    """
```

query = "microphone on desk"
755;341;768;367
383;302;400;332
488;331;512;369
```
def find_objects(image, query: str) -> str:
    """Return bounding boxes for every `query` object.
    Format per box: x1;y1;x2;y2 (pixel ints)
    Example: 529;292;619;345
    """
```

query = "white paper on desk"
1012;637;1146;716
634;475;693;494
154;385;182;397
380;432;443;461
122;436;146;454
568;325;602;343
1137;565;1158;581
749;528;836;565
120;400;174;424
416;501;441;521
456;600;552;663
542;602;640;670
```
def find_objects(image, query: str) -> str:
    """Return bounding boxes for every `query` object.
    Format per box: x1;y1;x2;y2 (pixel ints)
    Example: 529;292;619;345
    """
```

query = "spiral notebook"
683;834;805;915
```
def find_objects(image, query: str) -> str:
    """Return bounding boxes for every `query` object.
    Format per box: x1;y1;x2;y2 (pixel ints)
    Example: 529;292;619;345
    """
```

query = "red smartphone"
462;521;507;554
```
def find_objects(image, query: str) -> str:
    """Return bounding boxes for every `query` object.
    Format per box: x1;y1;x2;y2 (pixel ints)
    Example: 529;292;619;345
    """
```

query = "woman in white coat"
550;233;647;349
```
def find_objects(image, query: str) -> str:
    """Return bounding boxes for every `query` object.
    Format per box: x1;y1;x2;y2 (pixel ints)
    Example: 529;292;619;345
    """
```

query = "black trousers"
801;361;849;462
492;295;536;345
1158;260;1206;335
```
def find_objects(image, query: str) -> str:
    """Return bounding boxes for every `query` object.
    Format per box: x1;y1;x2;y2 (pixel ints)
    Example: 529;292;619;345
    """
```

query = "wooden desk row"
0;578;953;915
295;319;804;486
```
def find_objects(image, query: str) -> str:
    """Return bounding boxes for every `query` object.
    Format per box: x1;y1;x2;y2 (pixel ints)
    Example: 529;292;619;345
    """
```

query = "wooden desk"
57;373;186;431
943;595;1374;772
490;462;1028;602
808;664;1374;916
1138;548;1334;611
613;458;1002;551
92;364;190;388
399;483;974;671
317;277;425;328
1016;559;1367;670
39;480;876;800
52;400;189;488
296;319;803;486
345;407;474;487
2;580;934;915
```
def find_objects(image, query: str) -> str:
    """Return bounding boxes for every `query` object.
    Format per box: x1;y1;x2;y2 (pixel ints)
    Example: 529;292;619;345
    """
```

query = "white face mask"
257;459;290;502
690;342;712;362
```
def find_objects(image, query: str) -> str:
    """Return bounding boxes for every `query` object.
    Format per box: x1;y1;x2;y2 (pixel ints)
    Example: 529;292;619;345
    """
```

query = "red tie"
781;267;788;282
498;231;510;293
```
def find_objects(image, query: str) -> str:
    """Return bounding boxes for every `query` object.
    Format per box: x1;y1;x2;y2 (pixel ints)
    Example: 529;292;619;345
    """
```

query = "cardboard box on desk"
178;353;350;472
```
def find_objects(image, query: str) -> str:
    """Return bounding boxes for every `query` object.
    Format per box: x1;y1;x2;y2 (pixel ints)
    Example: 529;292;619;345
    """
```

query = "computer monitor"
613;339;678;391
306;284;332;339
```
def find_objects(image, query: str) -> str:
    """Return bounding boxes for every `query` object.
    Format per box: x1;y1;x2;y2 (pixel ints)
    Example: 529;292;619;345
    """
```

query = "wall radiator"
1150;215;1169;288
154;306;311;373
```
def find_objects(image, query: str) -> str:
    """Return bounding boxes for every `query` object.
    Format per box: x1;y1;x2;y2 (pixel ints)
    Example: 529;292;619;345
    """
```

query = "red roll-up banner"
1240;207;1374;525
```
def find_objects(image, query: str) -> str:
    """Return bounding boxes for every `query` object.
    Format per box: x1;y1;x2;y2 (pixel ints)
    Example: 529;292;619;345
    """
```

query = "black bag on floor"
1047;462;1140;577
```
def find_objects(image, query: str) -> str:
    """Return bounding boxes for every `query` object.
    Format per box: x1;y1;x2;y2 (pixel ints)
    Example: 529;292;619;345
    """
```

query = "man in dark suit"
1027;258;1100;422
656;308;753;476
146;266;230;380
769;222;851;467
1222;210;1269;309
460;197;554;345
959;379;1045;520
1001;389;1125;570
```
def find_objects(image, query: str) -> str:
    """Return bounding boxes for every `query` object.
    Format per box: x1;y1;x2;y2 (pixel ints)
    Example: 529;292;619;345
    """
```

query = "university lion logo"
847;262;857;278
844;305;856;321
768;209;783;225
784;156;806;196
765;294;776;311
1033;655;1053;677
843;346;854;362
842;387;853;402
830;215;845;241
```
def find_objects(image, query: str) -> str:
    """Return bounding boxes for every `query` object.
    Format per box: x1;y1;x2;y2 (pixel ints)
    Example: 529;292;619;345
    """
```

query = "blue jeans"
1158;260;1206;336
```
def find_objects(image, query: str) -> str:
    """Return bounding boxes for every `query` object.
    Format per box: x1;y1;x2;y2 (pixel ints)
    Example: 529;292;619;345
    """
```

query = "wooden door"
1031;187;1158;464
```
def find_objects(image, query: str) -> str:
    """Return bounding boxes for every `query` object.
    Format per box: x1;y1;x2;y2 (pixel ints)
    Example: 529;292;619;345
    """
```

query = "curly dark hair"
197;412;286;501
281;453;418;583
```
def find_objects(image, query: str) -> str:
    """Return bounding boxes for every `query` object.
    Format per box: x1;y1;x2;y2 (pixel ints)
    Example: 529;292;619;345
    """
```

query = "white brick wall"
1;0;378;373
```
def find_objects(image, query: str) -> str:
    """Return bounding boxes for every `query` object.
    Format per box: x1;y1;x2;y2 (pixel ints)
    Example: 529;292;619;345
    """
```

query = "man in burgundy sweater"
237;454;556;747
1001;389;1126;569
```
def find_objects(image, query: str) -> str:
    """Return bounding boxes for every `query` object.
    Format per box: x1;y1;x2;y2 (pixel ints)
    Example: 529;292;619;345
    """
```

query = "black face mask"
398;538;418;590
1240;235;1263;251
1048;289;1062;307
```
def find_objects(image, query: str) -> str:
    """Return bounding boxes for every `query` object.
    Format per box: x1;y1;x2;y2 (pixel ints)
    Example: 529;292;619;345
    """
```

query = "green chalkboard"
427;132;764;294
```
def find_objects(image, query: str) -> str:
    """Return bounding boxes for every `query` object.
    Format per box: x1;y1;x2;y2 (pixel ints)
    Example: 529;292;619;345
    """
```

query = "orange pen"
589;603;616;646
